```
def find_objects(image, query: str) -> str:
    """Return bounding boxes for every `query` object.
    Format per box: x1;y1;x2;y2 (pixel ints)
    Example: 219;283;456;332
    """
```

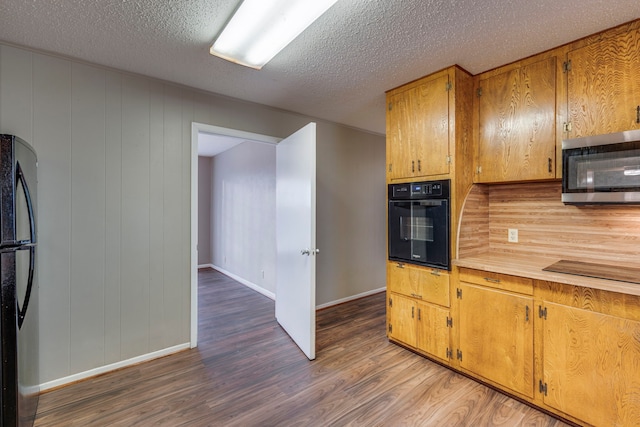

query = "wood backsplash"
457;181;640;265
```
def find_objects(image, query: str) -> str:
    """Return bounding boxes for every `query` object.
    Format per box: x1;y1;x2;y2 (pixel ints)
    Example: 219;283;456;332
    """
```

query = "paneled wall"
0;43;386;385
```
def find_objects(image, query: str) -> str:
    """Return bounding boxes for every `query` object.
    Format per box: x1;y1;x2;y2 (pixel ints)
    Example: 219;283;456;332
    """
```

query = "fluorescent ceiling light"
210;0;339;70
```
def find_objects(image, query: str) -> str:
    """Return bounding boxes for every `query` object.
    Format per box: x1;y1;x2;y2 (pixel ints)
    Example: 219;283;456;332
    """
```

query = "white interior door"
275;122;317;360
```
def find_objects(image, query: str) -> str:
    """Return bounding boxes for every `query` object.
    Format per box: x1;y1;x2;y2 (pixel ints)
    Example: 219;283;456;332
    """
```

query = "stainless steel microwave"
562;129;640;204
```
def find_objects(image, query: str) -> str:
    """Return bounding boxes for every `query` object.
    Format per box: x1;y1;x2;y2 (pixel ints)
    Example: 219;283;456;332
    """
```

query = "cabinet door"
416;300;450;363
386;91;413;180
458;283;534;398
477;57;556;182
542;302;640;427
412;75;450;177
388;292;418;348
568;28;640;137
386;75;451;180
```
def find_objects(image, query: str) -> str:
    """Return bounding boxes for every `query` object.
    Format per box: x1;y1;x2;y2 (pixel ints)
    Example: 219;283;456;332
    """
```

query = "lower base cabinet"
541;300;640;427
388;292;450;363
458;283;534;398
388;266;640;426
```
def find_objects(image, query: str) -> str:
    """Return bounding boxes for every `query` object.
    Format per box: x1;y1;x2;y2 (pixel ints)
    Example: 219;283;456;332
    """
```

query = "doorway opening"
190;123;280;347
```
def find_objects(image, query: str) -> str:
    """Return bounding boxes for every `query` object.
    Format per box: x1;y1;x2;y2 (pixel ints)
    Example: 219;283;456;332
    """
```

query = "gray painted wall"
197;156;212;266
0;42;386;385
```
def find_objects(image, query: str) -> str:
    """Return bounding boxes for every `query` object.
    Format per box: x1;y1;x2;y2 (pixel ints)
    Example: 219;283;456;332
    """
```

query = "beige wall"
0;43;386;386
197;156;212;266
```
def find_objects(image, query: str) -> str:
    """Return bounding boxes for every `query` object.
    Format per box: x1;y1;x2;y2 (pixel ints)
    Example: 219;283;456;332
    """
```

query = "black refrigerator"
0;135;39;427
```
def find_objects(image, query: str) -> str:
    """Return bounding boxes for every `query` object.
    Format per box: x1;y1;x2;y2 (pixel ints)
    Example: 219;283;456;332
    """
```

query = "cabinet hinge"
446;316;453;328
456;349;463;361
539;305;547;320
388;102;393;111
476;87;482;97
388;163;392;172
445;81;452;91
563;60;572;73
456;288;462;299
476;166;482;175
563;122;572;132
388;323;393;333
389;297;393;308
446;348;453;359
539;379;548;396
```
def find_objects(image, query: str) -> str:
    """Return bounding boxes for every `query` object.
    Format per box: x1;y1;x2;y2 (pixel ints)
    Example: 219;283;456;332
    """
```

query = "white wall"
210;142;277;294
0;42;386;386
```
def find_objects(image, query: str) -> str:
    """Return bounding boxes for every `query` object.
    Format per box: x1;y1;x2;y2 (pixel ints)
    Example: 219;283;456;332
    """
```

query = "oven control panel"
389;179;450;200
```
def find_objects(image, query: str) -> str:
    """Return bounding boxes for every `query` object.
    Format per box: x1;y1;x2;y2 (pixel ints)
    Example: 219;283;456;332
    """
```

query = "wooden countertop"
453;252;640;297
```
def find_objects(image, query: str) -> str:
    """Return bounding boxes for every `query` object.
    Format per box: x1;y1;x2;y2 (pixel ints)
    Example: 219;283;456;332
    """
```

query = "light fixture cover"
210;0;339;69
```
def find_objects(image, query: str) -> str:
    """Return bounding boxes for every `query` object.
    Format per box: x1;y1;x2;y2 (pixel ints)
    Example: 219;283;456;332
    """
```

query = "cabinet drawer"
387;261;450;307
415;268;450;307
459;267;532;295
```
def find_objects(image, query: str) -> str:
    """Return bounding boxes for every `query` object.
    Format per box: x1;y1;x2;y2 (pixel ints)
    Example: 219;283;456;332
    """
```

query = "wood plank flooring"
34;268;570;426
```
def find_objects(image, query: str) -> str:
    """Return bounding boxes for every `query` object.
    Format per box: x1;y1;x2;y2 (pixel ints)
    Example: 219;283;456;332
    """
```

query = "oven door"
388;199;449;269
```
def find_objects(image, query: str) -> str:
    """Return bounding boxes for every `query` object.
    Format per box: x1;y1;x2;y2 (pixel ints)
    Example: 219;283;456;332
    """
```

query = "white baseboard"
39;343;190;392
316;286;387;309
210;265;276;300
198;263;214;269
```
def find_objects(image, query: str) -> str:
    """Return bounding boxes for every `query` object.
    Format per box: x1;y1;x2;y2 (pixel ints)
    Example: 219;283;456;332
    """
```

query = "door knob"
312;249;320;255
301;249;310;255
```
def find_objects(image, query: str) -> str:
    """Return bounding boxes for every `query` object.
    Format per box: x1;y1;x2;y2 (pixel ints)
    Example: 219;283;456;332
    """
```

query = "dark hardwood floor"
34;268;570;426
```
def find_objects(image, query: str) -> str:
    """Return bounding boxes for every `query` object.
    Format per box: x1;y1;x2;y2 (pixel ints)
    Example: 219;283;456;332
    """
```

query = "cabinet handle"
548;157;553;173
412;160;415;173
417;159;421;172
396;262;405;269
526;305;530;322
418;308;422;321
430;270;441;277
412;306;415;318
484;277;501;284
637;105;640;124
411;293;423;299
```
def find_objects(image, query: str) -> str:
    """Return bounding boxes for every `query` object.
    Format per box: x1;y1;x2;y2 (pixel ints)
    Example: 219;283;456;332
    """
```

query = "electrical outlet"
508;228;518;243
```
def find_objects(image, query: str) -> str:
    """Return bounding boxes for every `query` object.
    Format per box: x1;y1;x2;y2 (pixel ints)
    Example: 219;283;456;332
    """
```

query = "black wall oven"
388;179;450;270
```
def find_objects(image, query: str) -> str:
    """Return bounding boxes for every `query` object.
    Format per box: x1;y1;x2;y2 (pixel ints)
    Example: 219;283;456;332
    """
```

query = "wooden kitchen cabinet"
386;70;452;180
456;268;534;398
567;25;640;137
475;57;557;183
387;261;452;363
387;261;449;307
387;292;451;363
537;282;640;426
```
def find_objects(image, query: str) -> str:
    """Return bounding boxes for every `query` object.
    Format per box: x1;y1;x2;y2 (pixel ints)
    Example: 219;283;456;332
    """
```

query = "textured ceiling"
0;0;639;135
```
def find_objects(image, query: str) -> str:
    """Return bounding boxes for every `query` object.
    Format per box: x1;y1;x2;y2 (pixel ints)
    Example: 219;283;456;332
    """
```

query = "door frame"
190;122;280;347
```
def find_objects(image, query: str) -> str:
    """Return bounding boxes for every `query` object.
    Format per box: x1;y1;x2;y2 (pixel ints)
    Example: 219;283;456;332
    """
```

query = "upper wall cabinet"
475;57;557;183
567;26;640;137
386;73;450;180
